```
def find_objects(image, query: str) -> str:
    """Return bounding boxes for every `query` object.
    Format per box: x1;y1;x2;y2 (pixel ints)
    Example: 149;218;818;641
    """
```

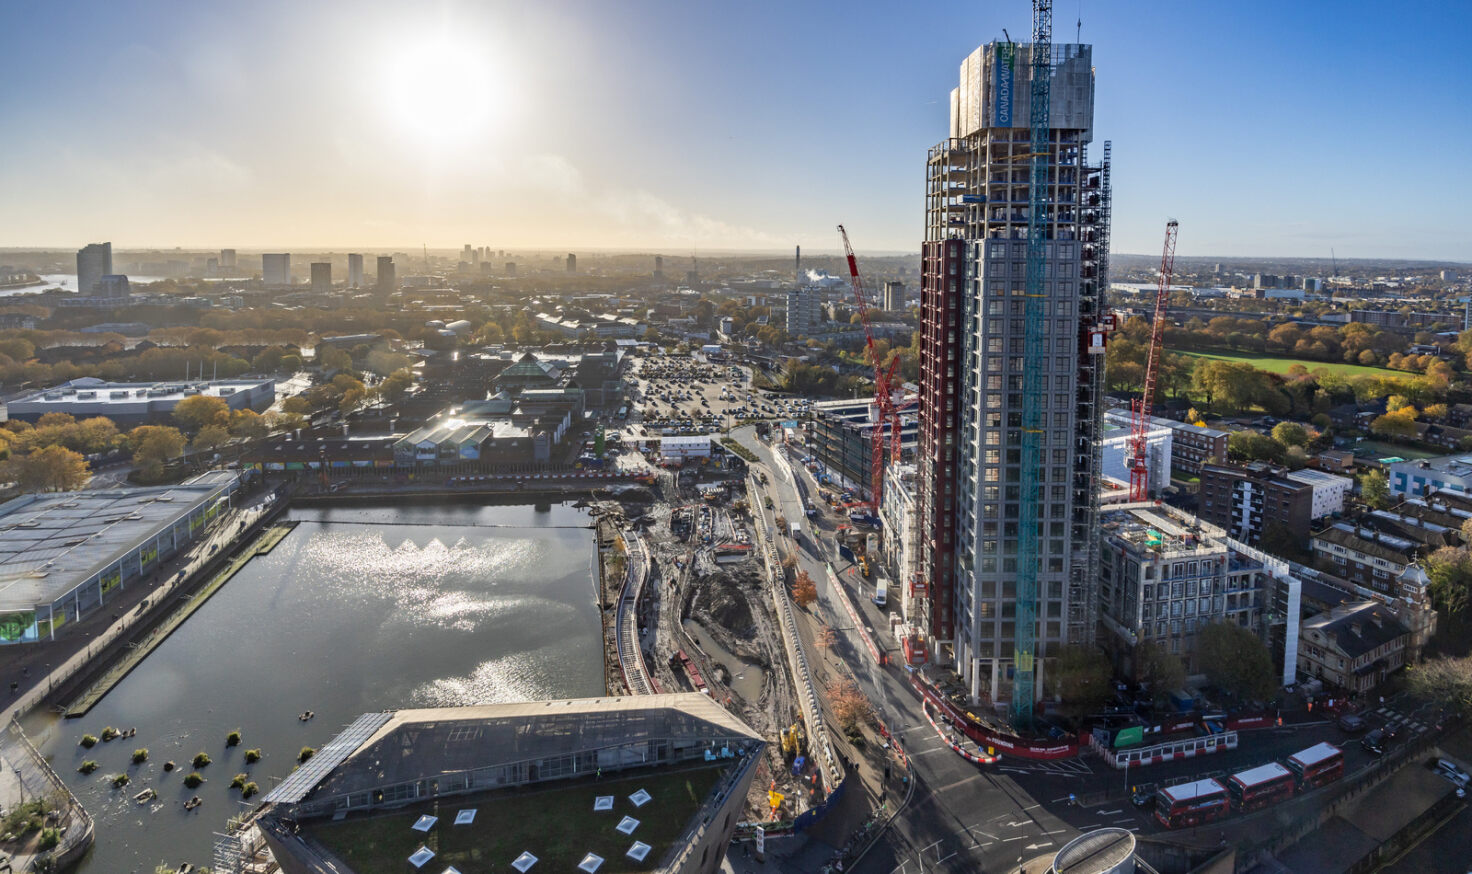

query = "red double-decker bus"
1286;742;1345;789
1226;762;1296;811
1154;778;1230;829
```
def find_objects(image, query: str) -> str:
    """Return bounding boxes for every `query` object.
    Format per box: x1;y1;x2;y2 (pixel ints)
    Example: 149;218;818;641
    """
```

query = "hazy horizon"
2;0;1468;260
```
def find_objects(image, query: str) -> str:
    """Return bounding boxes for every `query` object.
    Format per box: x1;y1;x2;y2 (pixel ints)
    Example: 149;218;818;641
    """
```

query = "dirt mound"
690;573;755;638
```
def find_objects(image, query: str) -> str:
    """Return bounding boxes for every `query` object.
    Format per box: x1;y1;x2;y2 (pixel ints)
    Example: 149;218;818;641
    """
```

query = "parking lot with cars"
619;351;813;440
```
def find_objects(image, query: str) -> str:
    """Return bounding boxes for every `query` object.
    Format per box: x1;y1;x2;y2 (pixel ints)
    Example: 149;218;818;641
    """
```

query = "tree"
1359;469;1391;509
1270;422;1310;448
281;396;314;415
129;425;187;479
377;370;414;403
815;627;838;665
1228;430;1285;464
317;346;352;372
192;425;230;454
1134;641;1186;695
826;678;873;731
1046;645;1113;718
36;412;76;429
1198;623;1276;702
173;395;230;431
1406;654;1472;718
227;409;268;440
1370;405;1418;441
1423;546;1471;615
791;570;818;609
0;445;91;492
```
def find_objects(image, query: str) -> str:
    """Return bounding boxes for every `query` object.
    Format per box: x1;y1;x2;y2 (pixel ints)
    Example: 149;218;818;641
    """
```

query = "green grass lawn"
1353;440;1443;460
310;765;726;874
1177;350;1397;379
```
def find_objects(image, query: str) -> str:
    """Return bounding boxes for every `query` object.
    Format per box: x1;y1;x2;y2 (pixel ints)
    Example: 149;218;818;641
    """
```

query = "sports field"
1178;351;1395;379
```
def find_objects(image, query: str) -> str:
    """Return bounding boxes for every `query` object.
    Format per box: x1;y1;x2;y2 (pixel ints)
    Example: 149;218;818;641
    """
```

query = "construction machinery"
780;722;807;759
1010;0;1054;728
1127;220;1180;502
838;225;903;513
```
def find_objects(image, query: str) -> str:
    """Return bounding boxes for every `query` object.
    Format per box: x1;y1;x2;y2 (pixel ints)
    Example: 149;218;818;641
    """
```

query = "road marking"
1098;809;1122;815
1042;828;1069;835
1001;836;1024;842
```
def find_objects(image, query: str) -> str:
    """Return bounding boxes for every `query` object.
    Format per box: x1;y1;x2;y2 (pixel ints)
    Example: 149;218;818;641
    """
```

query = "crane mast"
1011;0;1052;727
1128;220;1179;502
838;225;901;511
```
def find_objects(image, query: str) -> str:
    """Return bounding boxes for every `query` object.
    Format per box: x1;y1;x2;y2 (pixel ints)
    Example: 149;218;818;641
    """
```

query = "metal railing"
4;717;94;871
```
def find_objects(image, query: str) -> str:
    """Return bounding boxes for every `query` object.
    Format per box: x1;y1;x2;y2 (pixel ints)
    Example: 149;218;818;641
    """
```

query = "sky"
1;0;1468;260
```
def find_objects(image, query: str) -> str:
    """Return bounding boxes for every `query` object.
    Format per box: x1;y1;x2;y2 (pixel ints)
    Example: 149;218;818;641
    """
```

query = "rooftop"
1301;601;1409;659
10;376;274;408
0;471;238;612
1100;503;1231;559
306;764;726;874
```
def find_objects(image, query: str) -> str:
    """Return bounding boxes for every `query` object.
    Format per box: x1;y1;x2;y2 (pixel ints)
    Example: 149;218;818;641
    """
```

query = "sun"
384;38;499;145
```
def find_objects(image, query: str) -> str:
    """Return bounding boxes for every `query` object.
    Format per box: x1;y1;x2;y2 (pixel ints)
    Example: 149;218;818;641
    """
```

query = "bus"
1154;778;1230;829
1226;762;1296;812
1286;742;1345;789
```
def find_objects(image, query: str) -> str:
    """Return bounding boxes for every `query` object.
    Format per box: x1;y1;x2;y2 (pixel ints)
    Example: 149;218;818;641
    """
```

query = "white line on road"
1098;809;1122;815
1001;836;1024;842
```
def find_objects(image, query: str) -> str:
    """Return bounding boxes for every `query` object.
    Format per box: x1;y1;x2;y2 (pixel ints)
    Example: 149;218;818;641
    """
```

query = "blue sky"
1;0;1467;259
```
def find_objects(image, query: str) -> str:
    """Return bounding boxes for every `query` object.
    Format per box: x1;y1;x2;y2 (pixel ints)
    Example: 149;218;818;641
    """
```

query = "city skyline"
1;0;1468;260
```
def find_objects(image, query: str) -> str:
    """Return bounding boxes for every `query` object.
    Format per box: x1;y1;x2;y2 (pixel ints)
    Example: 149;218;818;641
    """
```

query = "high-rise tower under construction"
915;39;1111;707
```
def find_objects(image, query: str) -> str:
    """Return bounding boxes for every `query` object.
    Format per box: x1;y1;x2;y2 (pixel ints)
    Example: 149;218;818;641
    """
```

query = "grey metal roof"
0;472;237;612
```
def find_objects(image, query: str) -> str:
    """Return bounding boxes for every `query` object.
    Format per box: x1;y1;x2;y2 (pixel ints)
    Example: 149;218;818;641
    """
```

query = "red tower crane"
838;225;901;510
1129;220;1179;502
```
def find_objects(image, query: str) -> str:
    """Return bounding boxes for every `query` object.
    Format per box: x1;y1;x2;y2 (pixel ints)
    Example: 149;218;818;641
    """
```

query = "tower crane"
838;225;901;512
1128;220;1179;502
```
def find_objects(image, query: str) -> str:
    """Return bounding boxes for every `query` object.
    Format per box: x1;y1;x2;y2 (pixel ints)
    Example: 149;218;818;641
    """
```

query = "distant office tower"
76;242;112;295
505;262;517;277
376;256;396;295
654;255;664;279
785;285;820;334
348;253;364;288
566;253;577;273
220;249;237;270
206;257;219;275
917;38;1109;706
310;262;332;294
263;253;291;286
1212;263;1222;274
882;281;904;311
96;275;130;300
795;245;802;284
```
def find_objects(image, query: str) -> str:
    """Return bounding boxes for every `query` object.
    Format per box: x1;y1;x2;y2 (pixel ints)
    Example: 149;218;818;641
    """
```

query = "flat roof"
1159;778;1225;802
0;472;237;612
1230;762;1291;787
1289;742;1342;767
12;377;273;408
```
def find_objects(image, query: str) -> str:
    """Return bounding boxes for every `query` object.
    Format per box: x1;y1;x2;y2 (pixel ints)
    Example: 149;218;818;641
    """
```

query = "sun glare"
384;38;499;145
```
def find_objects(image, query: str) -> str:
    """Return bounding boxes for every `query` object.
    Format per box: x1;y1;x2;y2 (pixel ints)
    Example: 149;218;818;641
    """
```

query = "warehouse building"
0;471;240;645
6;377;275;426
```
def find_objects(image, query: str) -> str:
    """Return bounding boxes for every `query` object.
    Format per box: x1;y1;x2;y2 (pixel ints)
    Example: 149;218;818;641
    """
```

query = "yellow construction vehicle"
859;555;872;577
779;722;807;759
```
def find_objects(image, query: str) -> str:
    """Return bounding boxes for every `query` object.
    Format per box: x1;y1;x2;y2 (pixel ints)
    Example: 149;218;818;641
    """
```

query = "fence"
3;717;93;871
1090;727;1240;769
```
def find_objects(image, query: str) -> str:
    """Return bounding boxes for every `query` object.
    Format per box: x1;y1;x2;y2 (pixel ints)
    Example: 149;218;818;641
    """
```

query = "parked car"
1337;713;1369;734
1429;757;1470;793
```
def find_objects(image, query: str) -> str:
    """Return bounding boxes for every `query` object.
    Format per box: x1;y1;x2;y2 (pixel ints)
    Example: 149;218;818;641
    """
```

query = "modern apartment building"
1198;462;1314;546
76;241;112;296
785;285;821;335
1097;503;1276;677
915;38;1111;705
347;253;364;288
310;262;332;295
1102;408;1226;475
262;253;291;286
376;256;396;296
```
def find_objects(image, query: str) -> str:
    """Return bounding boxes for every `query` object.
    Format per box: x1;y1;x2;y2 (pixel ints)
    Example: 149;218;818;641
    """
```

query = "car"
1362;726;1399;756
1427;757;1470;788
1337;713;1369;734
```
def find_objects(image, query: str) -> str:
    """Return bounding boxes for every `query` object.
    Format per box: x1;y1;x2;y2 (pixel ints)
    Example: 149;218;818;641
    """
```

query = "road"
731;426;1082;873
